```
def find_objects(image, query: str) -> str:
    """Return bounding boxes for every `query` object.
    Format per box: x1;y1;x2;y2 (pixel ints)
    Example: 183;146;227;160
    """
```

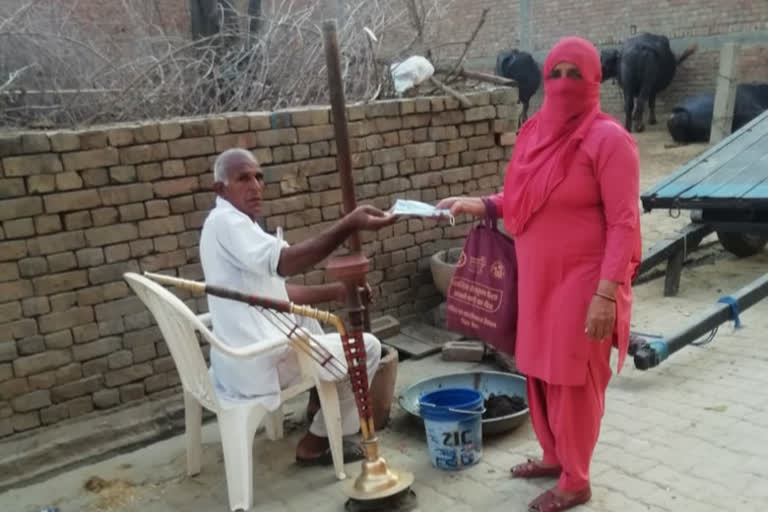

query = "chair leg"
265;407;284;441
184;391;203;476
218;409;264;512
315;380;346;480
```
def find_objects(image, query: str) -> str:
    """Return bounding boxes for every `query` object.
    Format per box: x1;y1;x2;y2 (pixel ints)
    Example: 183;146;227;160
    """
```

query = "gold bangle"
594;292;616;303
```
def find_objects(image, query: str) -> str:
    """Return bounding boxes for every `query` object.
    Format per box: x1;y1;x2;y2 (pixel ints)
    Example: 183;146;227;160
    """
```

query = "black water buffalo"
495;49;541;128
667;83;768;143
600;33;697;133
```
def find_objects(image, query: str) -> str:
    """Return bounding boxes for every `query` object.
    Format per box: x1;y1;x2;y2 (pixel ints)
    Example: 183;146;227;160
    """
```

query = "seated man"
200;148;395;465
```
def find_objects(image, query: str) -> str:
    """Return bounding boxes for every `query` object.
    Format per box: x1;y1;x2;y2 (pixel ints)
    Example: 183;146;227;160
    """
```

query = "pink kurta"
491;117;641;387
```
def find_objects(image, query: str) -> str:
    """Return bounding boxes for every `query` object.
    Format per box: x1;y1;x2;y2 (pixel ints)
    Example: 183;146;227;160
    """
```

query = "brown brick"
84;224;138;247
3;218;34;238
38;307;94;334
119;143;169;165
3;154;63;177
0;376;26;401
104;244;131;263
46;330;74;350
27;176;52;195
53;362;80;384
72;337;122;363
0;196;42;222
76;285;105;307
141;201;168;220
11;389;51;412
13;350;72;377
0;178;25;198
152;235;178;253
154;177;199;198
167;137;214;159
29;231;86;256
8;318;36;342
0;279;33;300
82;355;108;377
49;291;77;312
61;148;118;172
132;342;157;363
106;127;134;147
31;215;59;237
43;190;101;214
76;130;107;150
156;121;181;141
0;300;21;323
46;252;78;274
62;211;91;231
468;134;495;150
117;203;145;222
72;323;99;344
81;167;109;187
75;248;104;268
442;167;472;184
372;147;406;165
40;403;69;425
90;207;118;227
120;382;145;402
65;395;94;416
27;370;55;390
105;363;153;387
88;260;139;285
297;125;335;144
49;132;80;152
206;117;229;135
383;234;415;252
0;341;18;363
100;183;153;205
51;375;102;403
144;374;169;393
500;132;517;146
130;239;154;258
18;256;45;277
106;165;136;184
135;162;162;182
107;350;133;370
54;172;83;191
138;216;185;237
11;411;40;431
140;249;186;272
92;388;119;409
214;132;258;152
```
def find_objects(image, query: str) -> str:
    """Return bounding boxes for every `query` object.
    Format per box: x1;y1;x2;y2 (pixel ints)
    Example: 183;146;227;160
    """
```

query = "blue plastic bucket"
419;387;484;470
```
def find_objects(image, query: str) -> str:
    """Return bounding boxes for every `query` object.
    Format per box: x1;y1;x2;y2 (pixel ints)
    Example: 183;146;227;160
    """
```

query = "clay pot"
370;344;399;430
430;247;463;298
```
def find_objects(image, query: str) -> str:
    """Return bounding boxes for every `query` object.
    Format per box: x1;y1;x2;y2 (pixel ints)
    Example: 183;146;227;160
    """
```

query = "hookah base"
344;488;418;512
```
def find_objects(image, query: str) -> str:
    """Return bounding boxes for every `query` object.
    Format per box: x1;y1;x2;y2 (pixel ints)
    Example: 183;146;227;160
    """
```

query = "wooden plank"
710;43;740;144
652;121;767;198
635;223;713;277
678;131;768;198
740;154;768;199
643;109;768;199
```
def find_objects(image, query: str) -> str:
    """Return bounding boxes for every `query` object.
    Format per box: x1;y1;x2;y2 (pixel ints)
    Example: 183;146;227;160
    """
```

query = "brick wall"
429;0;768;121
0;89;519;437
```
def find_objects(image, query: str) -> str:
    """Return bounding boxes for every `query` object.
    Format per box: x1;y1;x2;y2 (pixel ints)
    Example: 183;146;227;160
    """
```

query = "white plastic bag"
389;199;455;225
390;56;435;94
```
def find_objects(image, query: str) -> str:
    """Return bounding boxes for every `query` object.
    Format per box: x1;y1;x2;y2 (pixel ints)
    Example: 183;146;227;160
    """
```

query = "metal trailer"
630;110;768;370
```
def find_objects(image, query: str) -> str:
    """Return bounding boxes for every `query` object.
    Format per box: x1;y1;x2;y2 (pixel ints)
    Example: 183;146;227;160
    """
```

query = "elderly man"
200;148;395;465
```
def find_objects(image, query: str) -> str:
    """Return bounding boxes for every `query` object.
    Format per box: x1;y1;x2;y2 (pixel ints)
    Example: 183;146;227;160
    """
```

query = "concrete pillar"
710;42;740;144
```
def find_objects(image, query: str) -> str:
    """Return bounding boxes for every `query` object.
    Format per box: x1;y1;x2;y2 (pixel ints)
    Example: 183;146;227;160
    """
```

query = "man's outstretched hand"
349;205;398;231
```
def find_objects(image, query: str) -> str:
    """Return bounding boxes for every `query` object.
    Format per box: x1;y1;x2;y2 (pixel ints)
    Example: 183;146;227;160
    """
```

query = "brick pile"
0;88;520;437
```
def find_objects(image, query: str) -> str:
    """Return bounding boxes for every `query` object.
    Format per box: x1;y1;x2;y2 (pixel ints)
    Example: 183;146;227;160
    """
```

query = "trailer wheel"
716;231;768;257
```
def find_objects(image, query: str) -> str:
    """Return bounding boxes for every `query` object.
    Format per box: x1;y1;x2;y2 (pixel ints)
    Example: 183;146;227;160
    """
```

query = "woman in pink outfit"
437;37;642;512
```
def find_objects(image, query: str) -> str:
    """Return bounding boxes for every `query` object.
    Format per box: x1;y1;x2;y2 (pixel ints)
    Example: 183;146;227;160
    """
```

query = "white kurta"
199;197;381;436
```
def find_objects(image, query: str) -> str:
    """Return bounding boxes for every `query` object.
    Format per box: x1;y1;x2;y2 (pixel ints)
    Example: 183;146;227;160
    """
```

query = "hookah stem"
144;272;377;440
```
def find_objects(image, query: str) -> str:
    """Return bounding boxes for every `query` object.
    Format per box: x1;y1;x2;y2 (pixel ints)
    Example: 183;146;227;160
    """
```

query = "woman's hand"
435;196;487;218
584;294;616;341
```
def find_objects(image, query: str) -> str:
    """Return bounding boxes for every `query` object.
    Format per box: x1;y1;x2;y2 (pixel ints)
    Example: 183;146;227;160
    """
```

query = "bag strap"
481;197;499;231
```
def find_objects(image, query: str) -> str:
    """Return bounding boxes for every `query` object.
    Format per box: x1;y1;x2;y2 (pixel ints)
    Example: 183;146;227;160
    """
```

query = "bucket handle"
420;402;486;415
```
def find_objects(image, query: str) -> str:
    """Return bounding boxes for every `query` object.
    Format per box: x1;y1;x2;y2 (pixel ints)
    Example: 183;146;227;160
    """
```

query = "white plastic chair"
123;272;346;511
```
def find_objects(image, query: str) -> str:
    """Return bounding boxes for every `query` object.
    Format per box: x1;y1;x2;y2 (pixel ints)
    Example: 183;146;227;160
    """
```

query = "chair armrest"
197;312;212;329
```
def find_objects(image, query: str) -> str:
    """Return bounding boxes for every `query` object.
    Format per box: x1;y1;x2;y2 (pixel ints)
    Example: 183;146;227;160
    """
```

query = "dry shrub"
0;0;454;129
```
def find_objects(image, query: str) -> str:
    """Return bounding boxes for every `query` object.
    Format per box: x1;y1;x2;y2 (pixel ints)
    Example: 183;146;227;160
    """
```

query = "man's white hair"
213;148;258;184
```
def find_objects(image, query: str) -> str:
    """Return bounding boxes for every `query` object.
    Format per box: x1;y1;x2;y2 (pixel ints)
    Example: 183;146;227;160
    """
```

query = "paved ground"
5;128;768;511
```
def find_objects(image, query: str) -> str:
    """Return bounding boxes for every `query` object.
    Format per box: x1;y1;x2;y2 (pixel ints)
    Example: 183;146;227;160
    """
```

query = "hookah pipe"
143;272;413;500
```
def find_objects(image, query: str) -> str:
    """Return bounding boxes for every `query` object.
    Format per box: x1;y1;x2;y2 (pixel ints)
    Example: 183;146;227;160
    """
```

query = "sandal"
528;487;591;512
510;459;562;478
296;440;365;467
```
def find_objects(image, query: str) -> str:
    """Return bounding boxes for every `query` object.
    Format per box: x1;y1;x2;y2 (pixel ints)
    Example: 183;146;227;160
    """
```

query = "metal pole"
634;272;768;370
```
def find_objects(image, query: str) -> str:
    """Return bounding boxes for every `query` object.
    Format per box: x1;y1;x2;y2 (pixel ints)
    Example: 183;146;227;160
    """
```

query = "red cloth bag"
445;198;518;355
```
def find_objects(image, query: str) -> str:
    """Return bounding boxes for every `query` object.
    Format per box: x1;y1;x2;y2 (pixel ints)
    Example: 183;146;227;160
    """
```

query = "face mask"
389;199;455;226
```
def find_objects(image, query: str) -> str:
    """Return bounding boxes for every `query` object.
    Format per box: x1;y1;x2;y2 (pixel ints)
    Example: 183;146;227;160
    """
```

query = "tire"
716;231;768;257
